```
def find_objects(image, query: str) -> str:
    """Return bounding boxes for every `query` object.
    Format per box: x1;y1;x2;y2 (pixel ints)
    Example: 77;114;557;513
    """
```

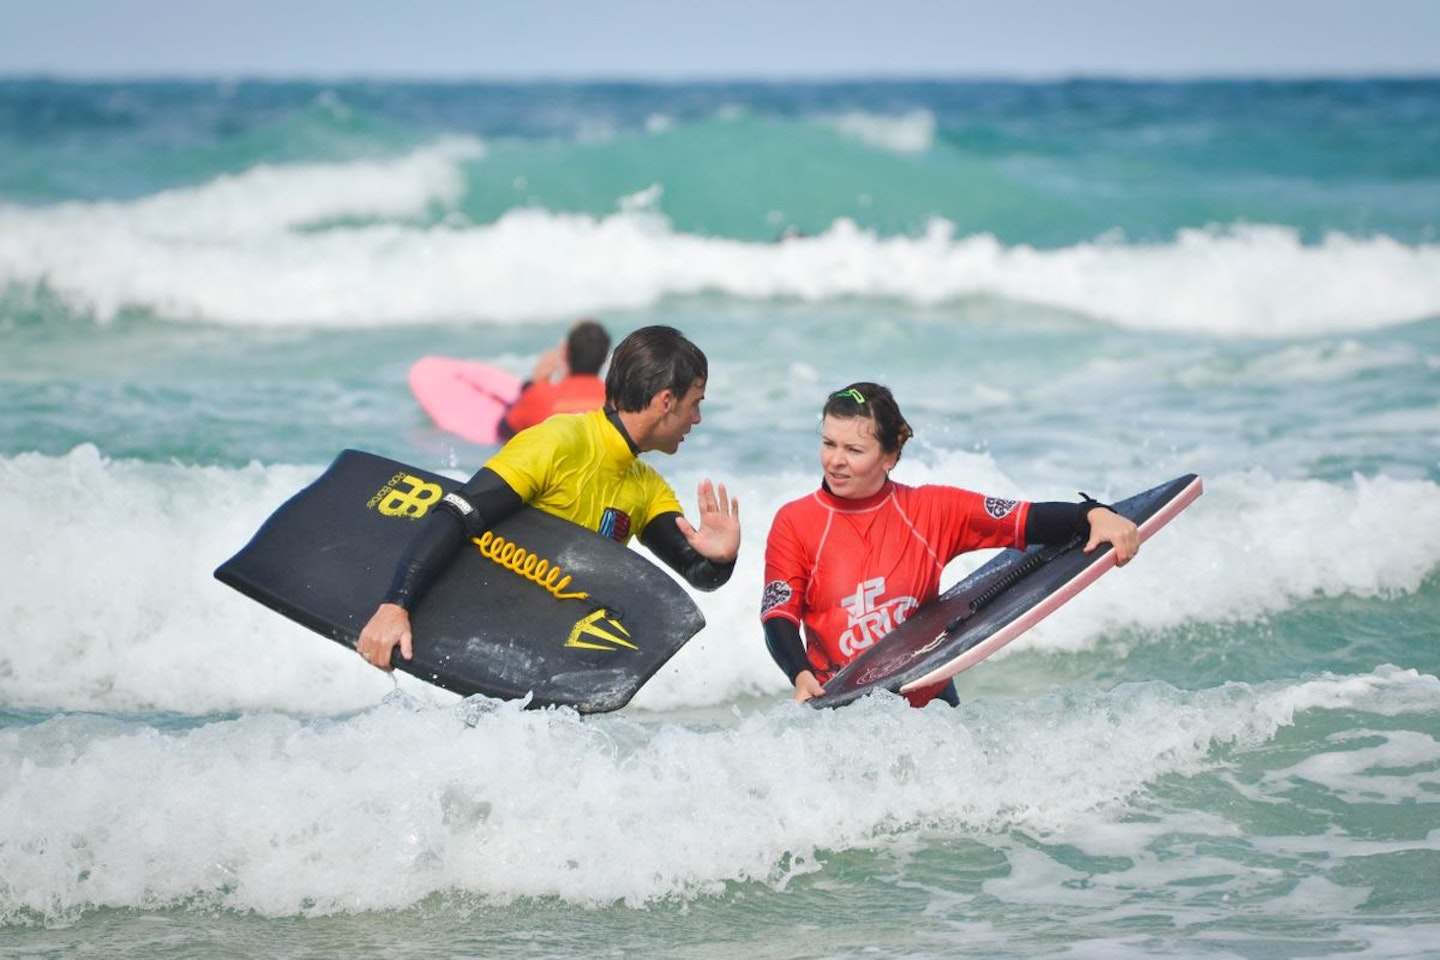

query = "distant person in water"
498;319;611;440
761;382;1140;708
359;324;740;673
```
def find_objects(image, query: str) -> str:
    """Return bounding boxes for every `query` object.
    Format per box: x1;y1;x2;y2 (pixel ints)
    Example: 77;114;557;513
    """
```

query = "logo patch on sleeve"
761;580;793;615
598;507;632;543
441;492;474;515
984;497;1018;519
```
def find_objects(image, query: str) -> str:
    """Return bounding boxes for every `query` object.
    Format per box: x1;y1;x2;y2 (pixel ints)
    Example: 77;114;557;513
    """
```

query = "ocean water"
2;77;1438;959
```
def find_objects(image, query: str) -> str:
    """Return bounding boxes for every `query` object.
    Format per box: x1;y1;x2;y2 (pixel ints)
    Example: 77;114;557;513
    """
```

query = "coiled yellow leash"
472;531;589;600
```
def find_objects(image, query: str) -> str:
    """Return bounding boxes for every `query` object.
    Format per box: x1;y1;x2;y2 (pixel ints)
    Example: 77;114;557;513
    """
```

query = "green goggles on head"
830;388;866;404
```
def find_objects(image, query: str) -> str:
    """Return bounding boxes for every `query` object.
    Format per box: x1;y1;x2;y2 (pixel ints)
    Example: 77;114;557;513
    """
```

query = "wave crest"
2;143;1438;335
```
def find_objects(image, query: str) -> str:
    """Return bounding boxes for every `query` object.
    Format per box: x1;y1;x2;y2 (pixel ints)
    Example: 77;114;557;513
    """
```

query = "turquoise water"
2;79;1438;958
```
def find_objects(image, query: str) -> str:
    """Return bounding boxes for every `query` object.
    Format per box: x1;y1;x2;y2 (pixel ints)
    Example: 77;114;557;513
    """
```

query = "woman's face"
820;414;898;499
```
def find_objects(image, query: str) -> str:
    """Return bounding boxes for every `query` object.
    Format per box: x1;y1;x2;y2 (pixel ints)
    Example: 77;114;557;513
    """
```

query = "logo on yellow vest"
565;608;637;652
368;472;444;518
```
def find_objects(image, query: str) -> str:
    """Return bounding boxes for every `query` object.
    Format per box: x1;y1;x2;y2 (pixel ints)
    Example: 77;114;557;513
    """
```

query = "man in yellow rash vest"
357;325;740;672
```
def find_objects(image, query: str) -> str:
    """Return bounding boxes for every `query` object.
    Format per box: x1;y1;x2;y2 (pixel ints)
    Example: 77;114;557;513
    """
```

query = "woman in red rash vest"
760;382;1140;707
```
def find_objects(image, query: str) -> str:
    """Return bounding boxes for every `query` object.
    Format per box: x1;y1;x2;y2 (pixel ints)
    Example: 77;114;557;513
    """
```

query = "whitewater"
2;77;1438;959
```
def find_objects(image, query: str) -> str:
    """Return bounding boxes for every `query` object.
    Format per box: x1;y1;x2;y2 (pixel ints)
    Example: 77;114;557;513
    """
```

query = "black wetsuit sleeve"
762;617;810;683
638;512;735;592
380;467;524;609
1024;494;1109;546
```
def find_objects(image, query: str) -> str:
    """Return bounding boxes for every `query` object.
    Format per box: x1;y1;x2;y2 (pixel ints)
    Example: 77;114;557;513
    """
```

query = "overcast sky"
4;0;1439;81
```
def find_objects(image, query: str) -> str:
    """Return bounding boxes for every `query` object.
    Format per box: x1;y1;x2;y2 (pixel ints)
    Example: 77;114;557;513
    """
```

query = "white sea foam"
1261;727;1440;804
0;447;449;716
0;666;1432;918
2;144;1438;334
958;466;1440;658
3;449;1437;715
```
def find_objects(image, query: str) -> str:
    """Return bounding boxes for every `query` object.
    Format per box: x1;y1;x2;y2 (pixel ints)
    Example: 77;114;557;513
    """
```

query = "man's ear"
656;388;676;413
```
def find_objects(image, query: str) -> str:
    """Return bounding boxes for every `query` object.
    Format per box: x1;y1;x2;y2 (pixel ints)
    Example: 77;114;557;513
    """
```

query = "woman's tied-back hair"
605;325;709;412
823;382;913;460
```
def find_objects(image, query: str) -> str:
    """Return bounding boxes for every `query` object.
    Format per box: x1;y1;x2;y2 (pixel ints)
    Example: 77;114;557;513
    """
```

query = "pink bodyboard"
408;356;522;445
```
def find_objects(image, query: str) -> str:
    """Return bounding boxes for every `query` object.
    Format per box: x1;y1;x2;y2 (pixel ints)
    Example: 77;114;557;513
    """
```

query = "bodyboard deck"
810;474;1203;709
215;449;705;713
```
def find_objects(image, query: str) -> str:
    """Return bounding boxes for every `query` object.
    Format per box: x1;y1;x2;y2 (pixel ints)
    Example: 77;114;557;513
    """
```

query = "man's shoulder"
625;450;672;489
514;377;562;404
560;373;605;388
492;411;594;460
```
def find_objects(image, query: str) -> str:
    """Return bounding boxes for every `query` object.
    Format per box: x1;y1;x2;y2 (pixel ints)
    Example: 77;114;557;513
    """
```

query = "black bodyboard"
215;449;706;713
810;474;1203;708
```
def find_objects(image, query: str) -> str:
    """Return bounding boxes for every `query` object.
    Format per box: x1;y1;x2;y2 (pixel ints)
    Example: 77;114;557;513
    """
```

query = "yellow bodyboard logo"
566;609;637;652
369;472;443;518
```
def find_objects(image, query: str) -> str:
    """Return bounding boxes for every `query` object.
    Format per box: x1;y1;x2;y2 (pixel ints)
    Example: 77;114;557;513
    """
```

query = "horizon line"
4;68;1440;85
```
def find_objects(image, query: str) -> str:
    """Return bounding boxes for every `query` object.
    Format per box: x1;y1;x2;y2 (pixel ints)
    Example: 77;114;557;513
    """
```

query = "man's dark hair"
605;325;708;413
567;319;611;375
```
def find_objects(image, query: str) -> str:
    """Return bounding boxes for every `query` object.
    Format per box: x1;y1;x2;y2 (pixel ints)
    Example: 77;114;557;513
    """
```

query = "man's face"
648;378;706;454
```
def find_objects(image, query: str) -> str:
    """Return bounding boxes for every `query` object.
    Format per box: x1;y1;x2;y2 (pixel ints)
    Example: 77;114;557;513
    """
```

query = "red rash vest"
761;480;1032;706
504;374;607;434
